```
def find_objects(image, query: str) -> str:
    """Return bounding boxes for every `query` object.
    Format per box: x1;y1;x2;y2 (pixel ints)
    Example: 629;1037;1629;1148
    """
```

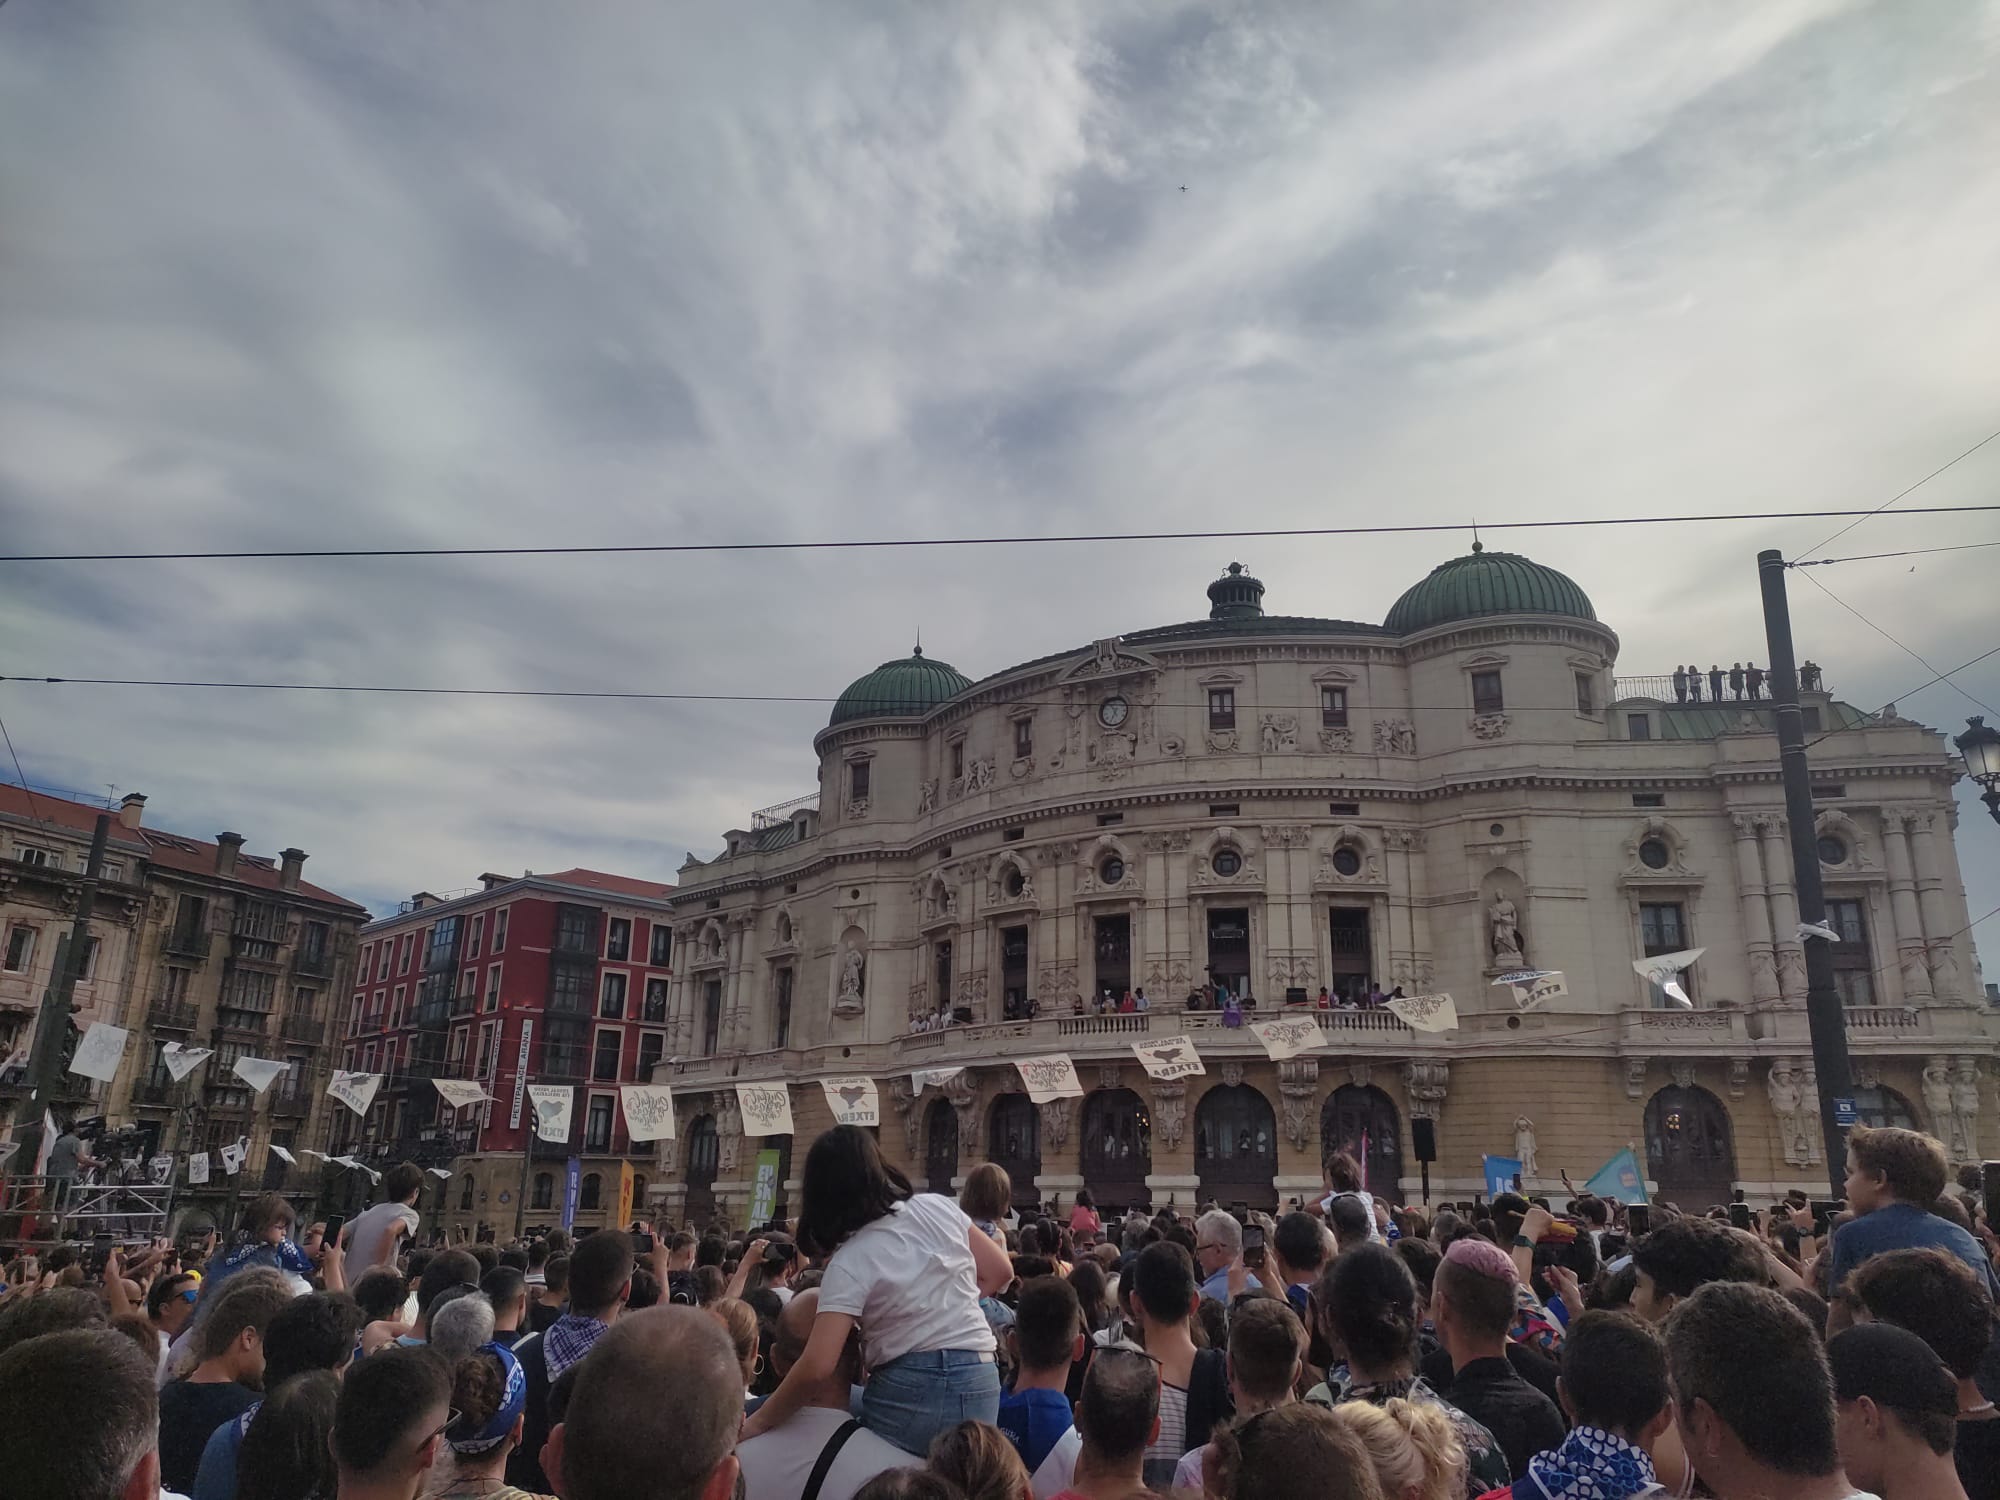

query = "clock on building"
1099;696;1129;728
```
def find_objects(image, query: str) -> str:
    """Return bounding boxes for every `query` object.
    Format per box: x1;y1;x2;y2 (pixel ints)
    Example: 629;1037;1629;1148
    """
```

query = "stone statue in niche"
1952;1059;1982;1162
918;780;939;814
1513;1116;1538;1177
835;946;866;1013
1488;895;1525;966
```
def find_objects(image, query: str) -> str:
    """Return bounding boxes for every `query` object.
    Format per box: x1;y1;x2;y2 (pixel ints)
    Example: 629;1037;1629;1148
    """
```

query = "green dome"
1384;544;1597;635
828;648;973;727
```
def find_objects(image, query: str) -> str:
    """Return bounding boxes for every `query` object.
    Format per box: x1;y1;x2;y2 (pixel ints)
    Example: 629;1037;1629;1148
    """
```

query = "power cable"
1794;423;2000;562
0;709;51;829
1794;568;1999;718
3;503;1999;565
1791;540;2000;568
1805;640;2000;750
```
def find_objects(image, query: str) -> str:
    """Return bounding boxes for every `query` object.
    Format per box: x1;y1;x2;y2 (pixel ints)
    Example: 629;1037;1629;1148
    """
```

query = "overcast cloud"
1;1;1997;972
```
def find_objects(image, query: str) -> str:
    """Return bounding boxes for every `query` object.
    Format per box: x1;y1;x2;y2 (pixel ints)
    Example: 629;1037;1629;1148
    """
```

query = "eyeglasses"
425;1409;466;1447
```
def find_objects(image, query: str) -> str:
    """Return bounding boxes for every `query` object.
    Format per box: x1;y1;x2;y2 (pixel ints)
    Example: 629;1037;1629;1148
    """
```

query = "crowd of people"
1;1120;1997;1499
1667;661;1822;704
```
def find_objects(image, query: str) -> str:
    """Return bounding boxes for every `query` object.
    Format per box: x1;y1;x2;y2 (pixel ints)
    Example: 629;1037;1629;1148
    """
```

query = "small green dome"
1384;544;1597;635
828;648;973;727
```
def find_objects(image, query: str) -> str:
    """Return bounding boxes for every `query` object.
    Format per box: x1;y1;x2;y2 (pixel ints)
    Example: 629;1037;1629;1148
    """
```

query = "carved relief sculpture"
1513;1117;1539;1177
1952;1059;1982;1163
1373;719;1417;755
1151;1081;1188;1151
1042;1096;1073;1150
1259;715;1299;753
1923;1059;1955;1149
1470;714;1510;741
1402;1060;1449;1121
888;1076;918;1156
1488;896;1525;967
1768;1062;1820;1167
1319;727;1354;754
1279;1059;1319;1150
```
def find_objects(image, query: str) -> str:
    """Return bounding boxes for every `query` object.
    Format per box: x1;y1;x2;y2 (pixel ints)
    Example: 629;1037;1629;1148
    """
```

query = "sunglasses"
177;1288;199;1304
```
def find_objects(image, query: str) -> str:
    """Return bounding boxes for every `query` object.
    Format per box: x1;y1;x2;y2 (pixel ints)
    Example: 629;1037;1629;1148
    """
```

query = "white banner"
1248;1015;1325;1061
300;1149;328;1161
527;1084;573;1144
328;1070;383;1117
735;1082;795;1137
161;1043;214;1081
1015;1055;1085;1104
220;1140;246;1176
1387;992;1459;1033
268;1145;296;1165
1633;947;1704;1008
509;1019;534;1130
620;1084;678;1142
329;1154;361;1170
819;1076;880;1127
1493;968;1568;1011
427;1167;453;1180
233;1057;286;1095
68;1021;128;1083
911;1067;964;1094
188;1151;210;1185
432;1079;492;1111
147;1154;173;1185
1132;1036;1205;1081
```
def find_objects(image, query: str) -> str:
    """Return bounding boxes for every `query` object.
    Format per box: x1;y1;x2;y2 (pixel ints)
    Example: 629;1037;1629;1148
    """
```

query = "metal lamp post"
1957;716;2000;826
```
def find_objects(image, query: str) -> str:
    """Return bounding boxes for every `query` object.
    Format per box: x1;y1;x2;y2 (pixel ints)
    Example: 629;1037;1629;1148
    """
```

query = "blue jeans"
862;1348;1001;1456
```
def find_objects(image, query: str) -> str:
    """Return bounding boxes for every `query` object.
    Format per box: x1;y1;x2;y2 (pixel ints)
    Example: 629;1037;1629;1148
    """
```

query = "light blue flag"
1483;1155;1523;1198
1583;1147;1650;1205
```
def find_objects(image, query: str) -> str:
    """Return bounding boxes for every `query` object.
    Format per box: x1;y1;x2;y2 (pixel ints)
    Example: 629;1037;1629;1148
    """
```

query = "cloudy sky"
2;1;1997;964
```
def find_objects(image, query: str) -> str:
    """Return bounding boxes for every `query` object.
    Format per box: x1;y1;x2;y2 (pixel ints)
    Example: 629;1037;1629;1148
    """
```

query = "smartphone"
1626;1205;1652;1237
1983;1161;2000;1213
321;1214;346;1251
633;1232;656;1254
1811;1199;1844;1237
1242;1225;1266;1254
1727;1203;1753;1231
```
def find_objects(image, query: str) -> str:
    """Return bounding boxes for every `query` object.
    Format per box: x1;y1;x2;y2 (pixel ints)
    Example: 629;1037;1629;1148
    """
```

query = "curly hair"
927;1419;1032;1500
1327;1398;1467;1500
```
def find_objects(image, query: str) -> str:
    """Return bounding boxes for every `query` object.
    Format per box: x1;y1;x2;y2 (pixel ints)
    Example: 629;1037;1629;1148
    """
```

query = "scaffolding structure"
0;1175;174;1257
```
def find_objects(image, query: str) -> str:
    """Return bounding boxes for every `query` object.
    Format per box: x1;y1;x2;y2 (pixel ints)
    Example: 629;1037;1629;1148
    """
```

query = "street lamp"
1956;716;2000;826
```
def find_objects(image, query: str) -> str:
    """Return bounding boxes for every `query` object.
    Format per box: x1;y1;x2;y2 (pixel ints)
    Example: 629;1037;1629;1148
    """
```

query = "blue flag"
1483;1155;1523;1198
1583;1147;1649;1205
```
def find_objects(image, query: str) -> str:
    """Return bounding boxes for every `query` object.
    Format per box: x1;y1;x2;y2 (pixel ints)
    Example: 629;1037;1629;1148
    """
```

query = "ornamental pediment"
1058;637;1161;682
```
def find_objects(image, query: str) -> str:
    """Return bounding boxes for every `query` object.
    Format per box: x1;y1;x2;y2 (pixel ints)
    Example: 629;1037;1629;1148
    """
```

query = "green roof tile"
1384;545;1596;635
827;649;974;727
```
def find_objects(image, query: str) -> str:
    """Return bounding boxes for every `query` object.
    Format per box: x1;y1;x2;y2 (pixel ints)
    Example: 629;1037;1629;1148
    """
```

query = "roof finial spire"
1471;520;1483;555
913;628;923;659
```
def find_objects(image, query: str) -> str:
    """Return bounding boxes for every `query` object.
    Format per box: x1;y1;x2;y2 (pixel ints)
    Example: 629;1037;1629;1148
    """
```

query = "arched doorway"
1195;1084;1278;1211
1643;1086;1735;1212
1320;1085;1403;1196
989;1094;1041;1210
1081;1089;1152;1213
926;1098;959;1195
685;1114;719;1227
1852;1086;1917;1130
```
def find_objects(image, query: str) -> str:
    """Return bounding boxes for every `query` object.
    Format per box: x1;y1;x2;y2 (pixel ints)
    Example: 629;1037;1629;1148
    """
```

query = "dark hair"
499;1246;530;1272
264;1293;367;1385
0;1286;106;1355
693;1265;726;1305
543;1255;571;1295
1665;1282;1837;1476
450;1346;512;1439
482;1265;527;1311
694;1236;727;1269
527;1239;550;1270
468;1243;499;1276
242;1193;297;1239
1392;1238;1440;1296
567;1230;636;1316
1782;1286;1830;1339
1229;1296;1305;1401
1074;1188;1095;1211
565;1308;744;1500
1012;1276;1082;1370
851;1472;967;1500
1069;1259;1112;1333
197;1270;294;1366
351;1267;408;1324
1212;1401;1383;1500
1575;1196;1611;1228
239;1369;339;1500
1847;1247;1995;1378
1560;1312;1668;1434
1435;1255;1516;1342
333;1344;451;1476
1323;1151;1364;1193
146;1270;200;1320
384;1162;426;1204
1323;1243;1419;1373
927;1419;1032;1500
1132;1241;1197;1326
1078;1346;1161;1464
1630;1215;1765;1301
415;1249;481;1321
959;1162;1011;1224
799;1125;914;1257
1275;1212;1327;1275
1847;1126;1948;1205
627;1264;662;1310
1328;1195;1372;1245
0;1328;159;1499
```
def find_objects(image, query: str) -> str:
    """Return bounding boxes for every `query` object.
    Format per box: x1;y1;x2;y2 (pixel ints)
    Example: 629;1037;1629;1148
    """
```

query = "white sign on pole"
68;1022;128;1083
510;1019;534;1130
233;1057;286;1094
527;1085;573;1144
1386;993;1460;1033
735;1082;795;1138
1015;1055;1084;1104
620;1084;678;1142
188;1151;211;1185
161;1043;214;1081
1248;1015;1325;1061
328;1071;383;1117
432;1079;492;1111
1131;1036;1206;1081
819;1076;880;1127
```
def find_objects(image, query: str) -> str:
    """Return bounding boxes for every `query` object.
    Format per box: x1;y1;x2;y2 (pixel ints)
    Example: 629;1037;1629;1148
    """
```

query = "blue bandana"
446;1342;528;1455
1524;1426;1660;1500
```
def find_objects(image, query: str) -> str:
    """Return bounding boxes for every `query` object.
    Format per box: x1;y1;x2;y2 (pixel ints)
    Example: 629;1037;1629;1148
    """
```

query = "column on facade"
667;926;696;1056
1908;811;1962;999
1730;814;1782;1004
719;920;748;1052
1759;817;1807;1002
1406;831;1433;991
1880;811;1934;1004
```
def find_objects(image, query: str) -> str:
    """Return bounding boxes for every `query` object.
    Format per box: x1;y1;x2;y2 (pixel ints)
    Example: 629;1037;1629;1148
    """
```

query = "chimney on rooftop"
410;891;440;910
215;832;244;876
279;848;307;891
480;873;507;892
118;793;147;830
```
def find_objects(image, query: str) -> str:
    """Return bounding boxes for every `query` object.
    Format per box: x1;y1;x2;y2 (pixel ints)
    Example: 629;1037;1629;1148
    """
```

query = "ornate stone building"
651;551;1994;1223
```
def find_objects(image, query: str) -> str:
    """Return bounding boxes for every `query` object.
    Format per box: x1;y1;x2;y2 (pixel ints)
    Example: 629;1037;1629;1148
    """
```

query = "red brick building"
329;867;675;1237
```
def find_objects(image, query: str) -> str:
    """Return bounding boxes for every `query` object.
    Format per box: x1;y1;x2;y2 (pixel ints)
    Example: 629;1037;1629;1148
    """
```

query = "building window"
1472;671;1505;714
1321;687;1348;728
1575;673;1595;715
485;965;502;1010
1004;867;1026;899
643;977;668;1024
532;1172;553;1210
1801;707;1823;733
378;942;394;982
389;985;404;1026
1208;689;1236;731
299;921;330;968
1639;903;1694;1003
585;1098;614;1153
1817;835;1848;866
580;1171;603;1208
3;926;34;974
1627;714;1652;741
425;917;460;970
1827;899;1875;1005
950;741;965;781
1638;839;1672;870
15;845;55;867
606;918;631;962
1331;846;1362;878
556;906;597;954
1212;848;1243;877
701;980;723;1055
492;909;509;952
592;1029;621;1081
360;1041;377;1072
459;1175;475;1211
1096;813;1123;827
475;1022;496;1077
600;973;627;1019
1014;719;1033;758
849;761;871;804
164;967;191;1006
774;968;794;1048
448;1027;468;1067
467;915;483;959
637;1032;664;1079
649;923;672;968
1099;856;1125;886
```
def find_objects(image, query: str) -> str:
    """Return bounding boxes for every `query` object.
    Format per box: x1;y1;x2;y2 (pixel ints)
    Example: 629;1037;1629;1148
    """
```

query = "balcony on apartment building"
227;937;284;970
292;945;335;980
162;926;213;962
149;996;201;1031
270;1088;311;1118
211;1008;270;1042
279;1011;326;1045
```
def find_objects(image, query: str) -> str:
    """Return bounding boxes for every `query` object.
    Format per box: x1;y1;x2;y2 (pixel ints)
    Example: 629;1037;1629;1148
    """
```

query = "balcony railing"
150;999;200;1031
229;937;282;967
211;1014;270;1039
162;929;212;961
452;992;477;1018
132;1079;175;1105
293;948;334;979
280;1012;326;1044
271;1090;310;1117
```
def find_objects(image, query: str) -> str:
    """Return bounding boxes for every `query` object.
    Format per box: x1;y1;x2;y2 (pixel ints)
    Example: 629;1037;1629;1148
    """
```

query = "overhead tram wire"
1791;539;2000;568
1793;422;2000;564
0;709;51;829
1792;567;2000;719
3;502;1999;565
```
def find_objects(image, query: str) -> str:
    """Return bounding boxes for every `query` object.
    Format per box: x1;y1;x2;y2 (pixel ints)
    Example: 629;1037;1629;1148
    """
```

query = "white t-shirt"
1031;1427;1082;1500
818;1194;995;1370
1173;1444;1209;1494
344;1201;420;1271
736;1405;918;1500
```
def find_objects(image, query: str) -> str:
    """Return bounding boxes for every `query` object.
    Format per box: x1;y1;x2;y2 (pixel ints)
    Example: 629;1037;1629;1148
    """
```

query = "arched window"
580;1172;602;1210
1195;1084;1278;1210
925;1097;959;1196
532;1172;553;1210
1081;1089;1152;1212
1850;1086;1917;1131
1320;1086;1403;1197
458;1174;475;1211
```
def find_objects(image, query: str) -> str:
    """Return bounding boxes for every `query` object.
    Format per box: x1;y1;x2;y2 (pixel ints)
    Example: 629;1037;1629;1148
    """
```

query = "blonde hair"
1326;1397;1467;1500
707;1297;760;1386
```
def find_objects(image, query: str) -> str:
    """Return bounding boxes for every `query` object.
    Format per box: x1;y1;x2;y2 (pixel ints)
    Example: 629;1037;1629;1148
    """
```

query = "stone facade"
649;558;1995;1224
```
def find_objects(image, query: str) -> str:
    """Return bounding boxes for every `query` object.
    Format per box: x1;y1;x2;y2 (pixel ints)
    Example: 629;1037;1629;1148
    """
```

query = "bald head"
774;1288;860;1401
561;1307;742;1500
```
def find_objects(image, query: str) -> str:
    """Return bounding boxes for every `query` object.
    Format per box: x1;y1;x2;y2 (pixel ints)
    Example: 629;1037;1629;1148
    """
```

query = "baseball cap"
1827;1323;1957;1418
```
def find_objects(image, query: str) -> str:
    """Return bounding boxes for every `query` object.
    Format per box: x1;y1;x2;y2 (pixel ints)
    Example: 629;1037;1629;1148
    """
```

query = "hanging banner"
750;1148;780;1224
1483;1155;1523;1198
329;1154;362;1170
147;1154;174;1184
1248;1015;1325;1062
68;1022;128;1083
1387;993;1459;1033
509;1019;534;1130
328;1071;384;1117
1015;1055;1085;1104
432;1079;493;1111
911;1067;963;1094
1583;1146;1650;1206
188;1151;211;1185
161;1043;214;1082
233;1057;286;1094
220;1140;247;1176
361;1164;381;1184
268;1145;296;1166
620;1084;677;1142
562;1156;581;1230
527;1085;574;1144
1493;969;1567;1011
617;1161;636;1228
427;1167;453;1180
300;1149;328;1161
1632;948;1704;1009
1132;1036;1206;1081
735;1082;795;1138
819;1076;880;1127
